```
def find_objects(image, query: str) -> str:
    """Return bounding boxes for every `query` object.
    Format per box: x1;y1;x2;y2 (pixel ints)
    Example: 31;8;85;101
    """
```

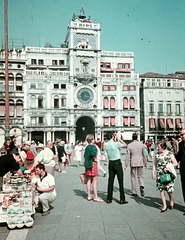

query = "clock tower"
64;7;101;139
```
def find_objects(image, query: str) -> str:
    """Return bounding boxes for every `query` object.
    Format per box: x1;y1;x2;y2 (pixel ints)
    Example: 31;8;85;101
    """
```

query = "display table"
0;173;36;229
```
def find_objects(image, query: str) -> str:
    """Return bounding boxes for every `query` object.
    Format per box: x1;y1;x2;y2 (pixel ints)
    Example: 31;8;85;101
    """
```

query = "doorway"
76;116;95;142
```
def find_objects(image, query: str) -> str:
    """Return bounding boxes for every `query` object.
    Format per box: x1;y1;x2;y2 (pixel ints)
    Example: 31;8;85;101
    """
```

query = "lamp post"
4;0;10;140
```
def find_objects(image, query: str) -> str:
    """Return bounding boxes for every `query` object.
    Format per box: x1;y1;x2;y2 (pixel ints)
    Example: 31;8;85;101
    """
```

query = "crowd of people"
0;130;185;217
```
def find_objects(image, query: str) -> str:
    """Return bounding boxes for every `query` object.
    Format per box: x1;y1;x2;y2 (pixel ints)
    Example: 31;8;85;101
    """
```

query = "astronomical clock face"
75;87;96;107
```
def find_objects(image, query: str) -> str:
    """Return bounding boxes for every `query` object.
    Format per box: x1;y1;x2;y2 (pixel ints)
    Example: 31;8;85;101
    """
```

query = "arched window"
103;97;109;109
9;99;14;117
54;95;59;108
130;97;135;109
8;73;14;91
16;73;23;91
16;100;23;117
123;97;128;109
110;97;115;109
38;95;43;108
0;99;5;116
30;95;36;108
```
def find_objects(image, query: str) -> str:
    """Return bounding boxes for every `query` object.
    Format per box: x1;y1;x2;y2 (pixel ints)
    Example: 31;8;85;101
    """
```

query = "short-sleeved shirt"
32;172;56;196
0;154;20;177
104;140;122;161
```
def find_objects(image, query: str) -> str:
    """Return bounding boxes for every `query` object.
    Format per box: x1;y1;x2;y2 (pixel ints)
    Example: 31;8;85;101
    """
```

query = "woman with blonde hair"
152;140;177;212
84;134;103;202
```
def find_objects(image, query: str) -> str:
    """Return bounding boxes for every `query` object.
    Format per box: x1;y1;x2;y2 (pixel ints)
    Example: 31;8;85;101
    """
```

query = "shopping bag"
79;173;87;184
160;172;172;184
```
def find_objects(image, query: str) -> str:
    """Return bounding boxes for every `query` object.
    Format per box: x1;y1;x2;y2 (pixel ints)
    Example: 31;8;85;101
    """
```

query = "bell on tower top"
79;7;86;19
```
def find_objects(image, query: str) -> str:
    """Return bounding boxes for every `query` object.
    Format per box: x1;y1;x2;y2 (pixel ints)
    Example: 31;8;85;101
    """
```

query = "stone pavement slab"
1;160;185;240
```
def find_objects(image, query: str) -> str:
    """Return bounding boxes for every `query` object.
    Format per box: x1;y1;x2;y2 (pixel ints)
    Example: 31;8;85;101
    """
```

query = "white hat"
19;150;27;162
37;143;44;148
24;140;31;146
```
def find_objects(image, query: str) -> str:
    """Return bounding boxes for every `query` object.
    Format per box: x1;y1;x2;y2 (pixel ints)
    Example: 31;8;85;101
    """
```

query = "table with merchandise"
0;172;36;229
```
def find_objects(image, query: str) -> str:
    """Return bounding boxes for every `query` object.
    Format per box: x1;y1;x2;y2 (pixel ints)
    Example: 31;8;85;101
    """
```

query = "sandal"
87;198;93;201
93;198;104;202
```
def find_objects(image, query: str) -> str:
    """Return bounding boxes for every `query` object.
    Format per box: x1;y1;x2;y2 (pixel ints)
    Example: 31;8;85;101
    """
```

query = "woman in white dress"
74;141;83;167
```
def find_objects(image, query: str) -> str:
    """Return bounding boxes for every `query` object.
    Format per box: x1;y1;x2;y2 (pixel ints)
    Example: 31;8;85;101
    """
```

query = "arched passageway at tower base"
76;117;95;142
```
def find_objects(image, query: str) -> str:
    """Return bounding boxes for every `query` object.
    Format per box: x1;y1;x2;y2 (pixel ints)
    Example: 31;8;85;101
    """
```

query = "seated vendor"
24;150;38;179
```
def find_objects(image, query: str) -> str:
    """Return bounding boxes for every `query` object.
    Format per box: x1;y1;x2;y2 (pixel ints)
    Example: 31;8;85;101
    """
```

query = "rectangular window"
150;118;155;128
38;83;43;89
123;85;128;91
149;103;154;114
123;117;128;126
103;117;109;126
158;92;163;101
54;117;60;125
31;59;37;65
124;63;130;69
30;83;36;89
9;85;14;91
16;86;22;91
31;117;36;125
38;59;44;65
110;117;115;126
38;98;43;108
175;92;181;101
61;98;66;108
61;117;66;124
106;62;111;68
158;103;163;114
61;84;66;89
54;99;59;108
167;104;171;114
0;83;4;91
149;92;154;101
167;118;173;128
130;117;135;125
166;92;171;101
175;104;180;114
59;60;64;65
129;85;135;91
103;85;109;91
38;117;43;125
52;60;57;65
117;63;123;69
159;118;165;128
110;85;116;91
176;118;182;128
54;84;59;89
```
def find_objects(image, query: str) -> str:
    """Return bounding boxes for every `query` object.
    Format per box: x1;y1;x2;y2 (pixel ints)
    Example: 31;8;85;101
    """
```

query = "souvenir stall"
0;172;36;229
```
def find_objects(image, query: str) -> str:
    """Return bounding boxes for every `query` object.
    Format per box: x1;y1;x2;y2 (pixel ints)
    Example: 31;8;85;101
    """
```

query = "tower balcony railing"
70;21;100;30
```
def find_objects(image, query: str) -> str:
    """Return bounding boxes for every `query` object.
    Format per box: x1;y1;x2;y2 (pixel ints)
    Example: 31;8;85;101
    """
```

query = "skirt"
85;161;98;177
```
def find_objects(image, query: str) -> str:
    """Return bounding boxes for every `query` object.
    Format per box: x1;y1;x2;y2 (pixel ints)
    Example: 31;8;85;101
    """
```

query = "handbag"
160;172;172;184
79;173;87;184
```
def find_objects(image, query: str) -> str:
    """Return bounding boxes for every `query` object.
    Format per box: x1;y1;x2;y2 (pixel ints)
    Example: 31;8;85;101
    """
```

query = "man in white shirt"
32;163;57;216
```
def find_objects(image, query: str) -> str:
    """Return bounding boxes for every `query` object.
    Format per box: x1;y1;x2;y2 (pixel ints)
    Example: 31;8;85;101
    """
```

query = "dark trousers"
107;159;126;201
180;168;185;202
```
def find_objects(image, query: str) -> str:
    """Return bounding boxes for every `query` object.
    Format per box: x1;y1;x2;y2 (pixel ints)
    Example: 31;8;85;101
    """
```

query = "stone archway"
76;116;95;142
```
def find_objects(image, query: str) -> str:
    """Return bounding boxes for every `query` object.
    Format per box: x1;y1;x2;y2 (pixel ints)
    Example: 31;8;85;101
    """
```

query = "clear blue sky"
0;0;185;74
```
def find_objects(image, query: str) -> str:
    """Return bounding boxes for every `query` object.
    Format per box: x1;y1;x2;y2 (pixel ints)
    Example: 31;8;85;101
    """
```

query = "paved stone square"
1;159;185;240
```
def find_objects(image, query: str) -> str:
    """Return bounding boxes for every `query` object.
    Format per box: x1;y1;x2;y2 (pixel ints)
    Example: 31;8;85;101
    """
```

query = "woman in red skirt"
84;134;104;202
